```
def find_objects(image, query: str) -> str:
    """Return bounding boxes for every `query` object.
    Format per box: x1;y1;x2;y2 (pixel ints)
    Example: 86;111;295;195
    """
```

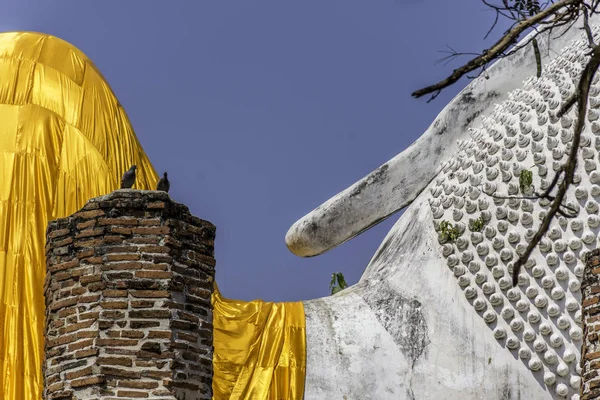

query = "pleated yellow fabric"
0;31;158;399
0;30;308;400
212;283;306;400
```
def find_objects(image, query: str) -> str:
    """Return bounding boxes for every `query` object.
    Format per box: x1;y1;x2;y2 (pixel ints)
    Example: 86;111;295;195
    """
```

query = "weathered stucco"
297;14;600;400
285;17;580;259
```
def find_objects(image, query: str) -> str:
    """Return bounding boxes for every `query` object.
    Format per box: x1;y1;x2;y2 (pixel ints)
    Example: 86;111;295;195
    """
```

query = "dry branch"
511;43;600;286
411;0;582;99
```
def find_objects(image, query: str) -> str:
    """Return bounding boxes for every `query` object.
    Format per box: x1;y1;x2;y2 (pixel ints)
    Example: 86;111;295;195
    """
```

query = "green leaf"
469;216;485;232
439;220;461;242
336;273;348;290
329;273;337;290
329;272;348;295
519;169;533;194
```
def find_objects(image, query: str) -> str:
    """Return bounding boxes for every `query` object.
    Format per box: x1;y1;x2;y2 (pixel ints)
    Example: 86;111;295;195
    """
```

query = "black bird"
157;172;170;192
120;165;137;188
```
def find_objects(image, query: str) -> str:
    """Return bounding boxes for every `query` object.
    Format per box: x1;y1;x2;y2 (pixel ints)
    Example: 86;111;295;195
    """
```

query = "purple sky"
3;1;514;301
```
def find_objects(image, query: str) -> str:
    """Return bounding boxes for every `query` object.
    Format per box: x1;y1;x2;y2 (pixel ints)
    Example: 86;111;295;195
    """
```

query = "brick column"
43;190;216;400
582;249;600;399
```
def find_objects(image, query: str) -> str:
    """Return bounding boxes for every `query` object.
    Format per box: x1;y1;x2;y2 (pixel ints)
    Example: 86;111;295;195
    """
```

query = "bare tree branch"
511;42;600;286
413;0;600;288
412;0;582;99
557;92;578;116
583;6;597;44
533;38;543;76
434;45;483;66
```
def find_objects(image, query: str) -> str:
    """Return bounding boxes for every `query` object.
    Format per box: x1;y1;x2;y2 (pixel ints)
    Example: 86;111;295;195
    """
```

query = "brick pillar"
582;249;600;399
43;190;216;400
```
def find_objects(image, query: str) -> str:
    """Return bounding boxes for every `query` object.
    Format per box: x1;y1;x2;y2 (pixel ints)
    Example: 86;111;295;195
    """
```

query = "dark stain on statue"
460;91;477;104
350;164;389;197
497;366;520;400
463;110;482;128
362;283;430;368
500;385;512;400
433;119;447;136
461;91;499;129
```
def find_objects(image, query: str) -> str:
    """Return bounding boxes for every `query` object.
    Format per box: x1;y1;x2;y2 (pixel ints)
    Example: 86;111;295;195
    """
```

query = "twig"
557;92;579;116
583;6;597;46
511;43;600;286
412;0;583;99
533;38;543;76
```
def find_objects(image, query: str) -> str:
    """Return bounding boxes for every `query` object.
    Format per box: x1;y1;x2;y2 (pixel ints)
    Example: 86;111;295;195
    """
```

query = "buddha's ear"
284;23;579;258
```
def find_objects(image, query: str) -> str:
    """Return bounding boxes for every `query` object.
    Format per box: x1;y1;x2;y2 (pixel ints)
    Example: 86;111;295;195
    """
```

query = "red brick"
46;381;64;393
76;220;96;230
131;226;169;235
74;238;103;248
102;289;128;298
75;228;105;239
109;226;133;235
121;330;145;339
79;294;101;303
57;307;77;318
49;260;79;273
101;301;128;309
74;209;105;219
78;311;100;321
46;333;78;348
65;366;93;380
97;357;133;367
138;245;170;254
101;367;141;379
83;256;103;265
147;201;165;209
130;290;170;298
68;339;94;352
106;253;140;262
117;380;159;389
48;228;70;239
104;235;124;244
61;319;95;334
148;331;171;339
70;375;105;388
74;348;98;359
139;218;161;226
102;262;142;270
135;270;172;279
98;217;139;226
116;390;148;398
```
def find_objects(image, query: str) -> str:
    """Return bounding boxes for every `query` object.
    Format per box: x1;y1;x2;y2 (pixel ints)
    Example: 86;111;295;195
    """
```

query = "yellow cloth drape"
0;31;308;400
212;283;306;400
0;31;158;399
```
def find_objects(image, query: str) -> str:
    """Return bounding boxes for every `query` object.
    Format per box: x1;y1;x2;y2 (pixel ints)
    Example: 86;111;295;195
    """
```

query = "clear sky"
2;1;514;301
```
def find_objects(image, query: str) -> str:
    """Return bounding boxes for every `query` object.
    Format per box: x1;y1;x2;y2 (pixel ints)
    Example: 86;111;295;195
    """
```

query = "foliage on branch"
519;169;533;194
469;216;486;232
439;220;462;242
330;272;348;295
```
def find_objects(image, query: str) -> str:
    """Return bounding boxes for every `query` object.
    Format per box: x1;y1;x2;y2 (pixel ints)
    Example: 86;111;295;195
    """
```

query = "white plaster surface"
296;14;600;400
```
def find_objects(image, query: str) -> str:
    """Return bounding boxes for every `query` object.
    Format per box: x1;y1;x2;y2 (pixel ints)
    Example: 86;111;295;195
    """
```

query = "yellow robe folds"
0;31;306;400
212;284;306;400
0;31;159;399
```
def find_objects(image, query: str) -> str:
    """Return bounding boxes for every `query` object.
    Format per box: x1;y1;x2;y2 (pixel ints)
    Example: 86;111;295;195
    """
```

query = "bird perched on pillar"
120;165;137;189
157;172;170;193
